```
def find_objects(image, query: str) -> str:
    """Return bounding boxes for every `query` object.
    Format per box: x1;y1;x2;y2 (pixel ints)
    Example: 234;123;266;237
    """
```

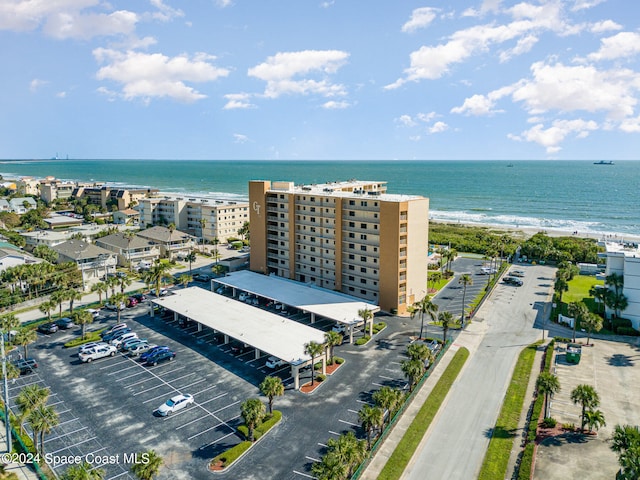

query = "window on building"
349;232;355;238
348;265;355;270
349;221;355;228
349;275;355;281
360;245;366;251
361;223;366;229
361;289;367;295
361;256;366;262
349;254;355;260
360;267;366;273
349;243;355;249
360;279;366;284
349;200;355;206
361;234;367;240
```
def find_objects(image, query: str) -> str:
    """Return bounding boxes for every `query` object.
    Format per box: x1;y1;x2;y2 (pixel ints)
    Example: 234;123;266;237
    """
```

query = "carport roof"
151;287;326;365
213;270;380;325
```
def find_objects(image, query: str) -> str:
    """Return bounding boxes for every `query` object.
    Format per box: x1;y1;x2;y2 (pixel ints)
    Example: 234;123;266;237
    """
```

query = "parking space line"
84;446;107;457
141;390;175;404
338;419;359;427
106;364;142;376
197;430;235;447
174;410;211;429
187;422;224;440
105;470;130;480
196;392;229;408
305;456;321;462
372;382;386;387
173;378;207;391
49;436;97;455
54;408;71;415
9;379;45;391
44;426;88;443
211;400;239;415
191;384;218;396
347;409;359;414
293;470;315;478
112;369;149;381
56;418;81;427
99;358;131;370
379;375;394;380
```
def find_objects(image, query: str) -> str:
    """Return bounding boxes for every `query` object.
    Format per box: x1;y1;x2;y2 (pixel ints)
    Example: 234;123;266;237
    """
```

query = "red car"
126;297;139;307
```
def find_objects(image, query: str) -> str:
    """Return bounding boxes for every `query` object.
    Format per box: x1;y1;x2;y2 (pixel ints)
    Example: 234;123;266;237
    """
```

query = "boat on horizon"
593;160;614;165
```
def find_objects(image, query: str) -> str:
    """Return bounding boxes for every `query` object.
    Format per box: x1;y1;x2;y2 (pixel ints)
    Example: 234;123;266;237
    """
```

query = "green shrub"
63;330;105;348
210;441;251;468
553;336;572;344
315;374;326;382
527;395;544;442
233;411;282;443
616;326;639;336
613;317;632;331
355;336;371;346
372;322;387;334
541;417;557;428
314;362;322;370
334;357;344;365
562;422;576;431
517;443;535;480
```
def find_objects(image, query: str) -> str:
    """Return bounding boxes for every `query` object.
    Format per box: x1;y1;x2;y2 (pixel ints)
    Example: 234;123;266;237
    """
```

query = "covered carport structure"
212;270;380;344
150;286;326;390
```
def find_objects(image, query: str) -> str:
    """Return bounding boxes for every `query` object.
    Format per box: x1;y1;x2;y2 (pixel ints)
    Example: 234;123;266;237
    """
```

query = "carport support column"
349;325;354;344
310;313;315;324
322;353;326;375
174;312;178;322
223;334;229;345
293;365;301;390
149;305;154;317
197;323;202;332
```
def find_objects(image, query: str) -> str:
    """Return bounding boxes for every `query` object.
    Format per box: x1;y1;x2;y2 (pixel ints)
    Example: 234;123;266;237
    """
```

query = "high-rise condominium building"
249;180;429;314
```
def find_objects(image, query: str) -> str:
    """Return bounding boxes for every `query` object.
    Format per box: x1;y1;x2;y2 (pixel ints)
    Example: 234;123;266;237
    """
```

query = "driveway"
401;264;554;480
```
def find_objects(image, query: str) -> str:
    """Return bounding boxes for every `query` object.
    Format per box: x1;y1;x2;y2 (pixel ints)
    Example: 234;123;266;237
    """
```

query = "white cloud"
248;50;349;99
619;116;640;133
587;32;640;61
396;115;416;127
429;121;449;134
233;133;249;143
29;79;48;92
499;34;538;62
510;118;598;153
320;1;335;8
572;0;606;11
396;112;438;127
149;0;184;22
401;7;438;33
56;91;67;98
215;0;233;8
589;20;623;34
451;85;514;116
463;0;503;17
223;93;255;109
322;100;350;109
93;49;229;103
416;112;437;123
44;10;138;39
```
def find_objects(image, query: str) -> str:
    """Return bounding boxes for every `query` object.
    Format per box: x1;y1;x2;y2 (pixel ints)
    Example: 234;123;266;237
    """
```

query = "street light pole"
1;335;11;453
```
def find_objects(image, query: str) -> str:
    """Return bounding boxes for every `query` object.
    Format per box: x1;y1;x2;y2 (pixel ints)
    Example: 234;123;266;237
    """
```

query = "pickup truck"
79;345;117;363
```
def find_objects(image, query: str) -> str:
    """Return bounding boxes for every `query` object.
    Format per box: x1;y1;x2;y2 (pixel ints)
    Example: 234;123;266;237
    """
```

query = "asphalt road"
402;263;555;480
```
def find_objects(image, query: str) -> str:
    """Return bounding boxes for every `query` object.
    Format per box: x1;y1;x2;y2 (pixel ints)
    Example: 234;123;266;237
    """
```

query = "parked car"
480;266;497;275
86;309;101;319
230;343;251;355
503;276;523;286
55;317;75;330
37;323;59;334
110;332;138;348
120;337;146;352
79;345;117;363
131;293;146;302
215;286;226;295
126;297;138;308
158;288;168;297
332;323;348;334
238;292;249;302
13;358;38;375
265;356;287;369
105;302;126;311
128;342;154;357
101;323;128;338
155;394;194;416
193;273;210;282
145;349;176;366
102;328;132;343
140;346;170;363
510;270;525;277
78;342;108;355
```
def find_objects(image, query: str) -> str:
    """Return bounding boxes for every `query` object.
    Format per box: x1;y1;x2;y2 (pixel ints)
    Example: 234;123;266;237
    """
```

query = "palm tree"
60;461;105;480
199;218;207;253
605;289;629;321
67;288;82;313
412;295;438;340
118;275;132;294
1;362;20;382
401;358;425;392
438;310;455;345
73;310;93;340
606;273;624;297
38;300;56;322
131;450;163;480
373;386;404;427
305;341;325;386
536;372;561;418
571;384;600;432
611;424;640;455
105;275;119;299
13;328;37;358
407;343;431;363
260;376;284;414
458;274;473;326
167;223;176;260
184;250;197;275
589;285;606;316
584;409;606;433
554;276;569;304
240;398;266;442
51;289;67;319
28;403;58;453
91;282;108;306
311;452;348;480
324;330;343;364
358;307;374;338
324;431;367;477
148;261;172;297
111;293;127;322
124;230;136;272
359;404;384;449
568;301;589;342
582;312;603;345
16;384;50;435
0;313;20;333
179;274;192;288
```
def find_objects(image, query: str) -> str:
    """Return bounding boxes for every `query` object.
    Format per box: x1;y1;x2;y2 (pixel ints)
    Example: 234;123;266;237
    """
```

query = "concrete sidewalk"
0;422;40;480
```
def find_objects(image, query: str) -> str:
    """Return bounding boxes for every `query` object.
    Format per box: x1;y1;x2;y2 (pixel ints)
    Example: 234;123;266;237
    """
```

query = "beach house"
602;242;640;330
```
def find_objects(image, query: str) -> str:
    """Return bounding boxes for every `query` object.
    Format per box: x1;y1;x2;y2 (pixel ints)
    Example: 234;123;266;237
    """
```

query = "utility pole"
1;335;11;453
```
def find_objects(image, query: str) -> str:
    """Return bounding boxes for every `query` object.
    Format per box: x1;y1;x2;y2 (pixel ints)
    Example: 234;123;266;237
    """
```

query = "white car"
105;302;126;311
266;356;287;369
86;309;101;319
111;332;138;348
79;345;117;363
156;394;194;416
332;324;348;334
78;342;108;355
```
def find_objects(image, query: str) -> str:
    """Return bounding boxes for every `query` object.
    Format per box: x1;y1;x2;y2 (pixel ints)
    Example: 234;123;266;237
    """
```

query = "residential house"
95;232;160;268
136;226;195;260
52;240;117;289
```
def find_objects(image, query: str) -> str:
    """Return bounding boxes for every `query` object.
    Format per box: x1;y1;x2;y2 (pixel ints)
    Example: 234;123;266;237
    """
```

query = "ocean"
1;159;638;238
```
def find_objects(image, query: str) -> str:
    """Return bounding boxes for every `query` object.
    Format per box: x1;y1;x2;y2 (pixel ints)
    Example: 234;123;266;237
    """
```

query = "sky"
1;0;640;161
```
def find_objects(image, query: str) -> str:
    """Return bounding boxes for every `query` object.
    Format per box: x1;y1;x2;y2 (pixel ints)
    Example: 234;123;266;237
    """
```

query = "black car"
131;293;147;301
193;273;210;282
37;323;59;334
145;349;176;366
13;358;38;375
55;317;75;330
140;346;170;363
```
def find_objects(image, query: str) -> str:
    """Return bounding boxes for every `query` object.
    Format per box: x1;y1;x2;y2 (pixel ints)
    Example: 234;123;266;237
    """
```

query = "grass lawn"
477;341;541;480
559;274;603;315
377;347;469;480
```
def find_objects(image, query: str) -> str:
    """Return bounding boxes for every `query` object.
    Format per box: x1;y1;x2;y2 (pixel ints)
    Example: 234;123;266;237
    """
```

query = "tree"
0;313;20;333
240;398;266;442
407;343;431;363
554;275;569;304
372;386;404;427
27;403;58;453
311;452;348;480
582;312;603;345
570;384;600;432
605;289;629;320
589;284;606;316
584;409;606;433
124;230;136;272
179;274;192;288
90;282;108;306
260;376;284;414
16;384;50;435
118;274;132;294
0;362;20;382
358;404;384;449
185;250;197;274
131;450;163;480
428;270;442;292
111;293;127;322
238;221;250;241
401;358;425;392
73;310;93;340
324;431;366;478
33;244;58;263
60;461;105;480
568;301;589;343
324;330;343;365
412;295;438;340
611;425;640;480
305;341;325;386
536;372;560;418
51;289;67;319
13;328;37;358
148;261;172;297
358;307;374;338
67;288;82;313
458;274;473;326
198;218;207;253
438;310;455;345
38;300;56;322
